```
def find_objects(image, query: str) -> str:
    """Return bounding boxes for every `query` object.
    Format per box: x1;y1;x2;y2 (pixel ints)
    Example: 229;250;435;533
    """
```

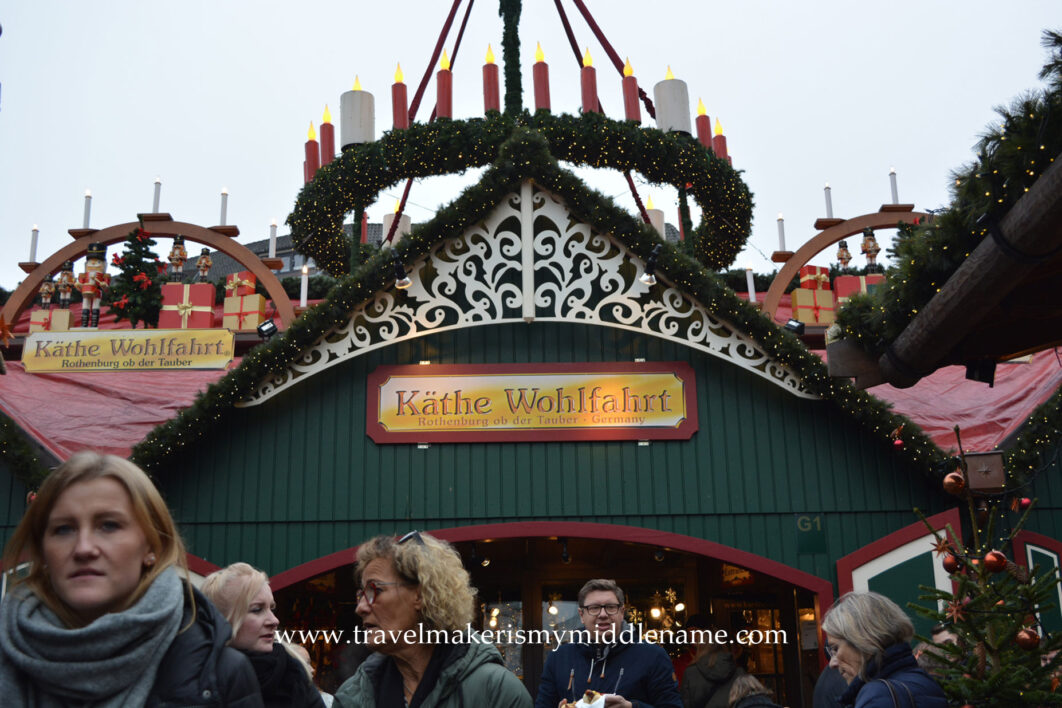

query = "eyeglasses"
579;603;623;616
824;642;838;659
356;580;408;606
398;530;425;546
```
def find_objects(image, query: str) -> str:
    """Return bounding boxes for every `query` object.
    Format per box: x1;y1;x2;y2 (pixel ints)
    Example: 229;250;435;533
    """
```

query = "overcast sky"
0;1;1056;292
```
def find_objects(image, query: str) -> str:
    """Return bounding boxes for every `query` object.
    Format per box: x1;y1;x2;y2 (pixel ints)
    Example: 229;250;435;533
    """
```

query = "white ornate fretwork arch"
240;182;815;406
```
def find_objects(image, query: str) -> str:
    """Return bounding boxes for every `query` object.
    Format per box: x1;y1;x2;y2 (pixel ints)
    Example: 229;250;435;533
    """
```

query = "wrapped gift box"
159;283;215;329
29;308;71;333
792;288;835;325
834;274;885;305
224;270;257;298
799;265;831;290
223;294;266;331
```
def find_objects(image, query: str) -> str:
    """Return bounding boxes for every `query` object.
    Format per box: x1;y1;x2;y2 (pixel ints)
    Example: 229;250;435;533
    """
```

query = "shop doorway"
272;522;831;707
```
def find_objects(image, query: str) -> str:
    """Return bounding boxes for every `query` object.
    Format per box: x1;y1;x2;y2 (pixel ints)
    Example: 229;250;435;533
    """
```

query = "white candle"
269;219;278;258
777;213;786;251
220;188;229;225
340;77;376;148
83;190;92;228
300;264;309;307
652;67;692;134
824;182;833;218
153;177;162;212
889;167;899;204
30;225;39;262
745;267;757;304
382;211;412;244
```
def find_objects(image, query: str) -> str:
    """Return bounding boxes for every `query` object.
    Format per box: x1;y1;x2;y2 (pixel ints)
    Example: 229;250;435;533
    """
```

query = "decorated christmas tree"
913;427;1062;706
104;227;166;328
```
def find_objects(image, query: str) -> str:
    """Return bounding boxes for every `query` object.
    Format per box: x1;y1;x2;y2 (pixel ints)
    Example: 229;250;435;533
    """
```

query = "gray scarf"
0;566;184;707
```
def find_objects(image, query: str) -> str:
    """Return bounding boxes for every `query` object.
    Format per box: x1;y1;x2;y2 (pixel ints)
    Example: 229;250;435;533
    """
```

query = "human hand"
603;694;632;708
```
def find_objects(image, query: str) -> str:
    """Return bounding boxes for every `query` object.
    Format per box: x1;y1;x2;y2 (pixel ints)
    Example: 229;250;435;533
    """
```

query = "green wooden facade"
154;319;950;585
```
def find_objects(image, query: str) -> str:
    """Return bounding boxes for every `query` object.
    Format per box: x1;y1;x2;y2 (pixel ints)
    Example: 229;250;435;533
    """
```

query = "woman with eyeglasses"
821;591;946;707
0;451;263;706
202;562;325;708
333;531;532;707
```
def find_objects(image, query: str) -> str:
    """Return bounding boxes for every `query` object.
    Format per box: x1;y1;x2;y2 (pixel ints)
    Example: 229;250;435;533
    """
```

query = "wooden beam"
878;153;1062;387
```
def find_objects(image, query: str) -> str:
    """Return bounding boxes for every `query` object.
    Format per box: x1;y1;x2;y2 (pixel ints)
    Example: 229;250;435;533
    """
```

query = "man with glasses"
535;579;681;708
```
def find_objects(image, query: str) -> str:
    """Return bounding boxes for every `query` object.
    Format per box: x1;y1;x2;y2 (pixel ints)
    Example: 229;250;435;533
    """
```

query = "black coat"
733;696;782;708
246;643;326;708
148;586;264;707
839;643;946;708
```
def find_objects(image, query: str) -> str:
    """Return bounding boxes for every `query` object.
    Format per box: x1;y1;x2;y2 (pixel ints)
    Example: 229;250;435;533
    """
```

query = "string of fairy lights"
835;36;1062;356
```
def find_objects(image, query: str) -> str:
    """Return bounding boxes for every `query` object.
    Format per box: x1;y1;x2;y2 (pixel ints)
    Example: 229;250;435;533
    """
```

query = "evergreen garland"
132;127;944;478
288;111;752;275
0;410;49;489
103;227;165;328
499;0;522;114
835;30;1062;357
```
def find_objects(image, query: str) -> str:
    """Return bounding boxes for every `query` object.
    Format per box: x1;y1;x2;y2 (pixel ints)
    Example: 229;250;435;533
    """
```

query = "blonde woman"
0;451;262;706
335;531;531;707
822;591;946;708
202;562;324;708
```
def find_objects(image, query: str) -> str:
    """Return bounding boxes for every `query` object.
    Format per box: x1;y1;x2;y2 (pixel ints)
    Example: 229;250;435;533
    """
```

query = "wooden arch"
761;206;930;322
2;217;296;329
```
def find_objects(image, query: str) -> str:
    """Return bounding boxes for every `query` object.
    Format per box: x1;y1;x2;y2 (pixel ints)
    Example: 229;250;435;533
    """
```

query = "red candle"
483;45;500;113
320;106;335;166
677;207;685;241
304;121;320;183
622;58;640;122
436;50;453;118
533;42;550;112
712;118;728;162
392;63;409;130
360;211;368;244
695;99;712;149
580;48;598;113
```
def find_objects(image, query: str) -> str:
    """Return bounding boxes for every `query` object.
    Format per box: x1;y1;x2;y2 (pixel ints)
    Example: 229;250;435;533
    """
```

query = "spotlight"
256;320;278;340
392;251;412;289
560;538;571;564
481;557;491;567
653;549;665;562
674;602;685;613
639;244;663;286
784;319;805;335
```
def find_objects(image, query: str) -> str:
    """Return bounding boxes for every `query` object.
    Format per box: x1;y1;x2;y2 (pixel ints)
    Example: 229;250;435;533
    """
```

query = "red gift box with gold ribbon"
799;265;831;290
833;274;885;305
159;283;214;329
223;294;266;331
224;271;257;297
792;288;836;325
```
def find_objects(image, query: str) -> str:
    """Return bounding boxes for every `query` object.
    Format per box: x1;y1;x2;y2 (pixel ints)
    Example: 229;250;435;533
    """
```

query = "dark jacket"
536;637;682;708
813;666;847;708
147;586;264;707
246;644;326;708
733;696;782;708
839;643;946;708
334;637;531;707
680;650;743;708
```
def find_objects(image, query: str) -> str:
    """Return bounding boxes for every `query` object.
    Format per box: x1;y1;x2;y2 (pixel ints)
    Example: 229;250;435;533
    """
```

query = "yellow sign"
22;329;234;372
367;362;697;443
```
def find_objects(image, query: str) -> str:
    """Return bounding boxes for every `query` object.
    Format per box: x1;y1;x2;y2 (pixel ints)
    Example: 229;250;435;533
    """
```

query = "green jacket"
334;637;531;708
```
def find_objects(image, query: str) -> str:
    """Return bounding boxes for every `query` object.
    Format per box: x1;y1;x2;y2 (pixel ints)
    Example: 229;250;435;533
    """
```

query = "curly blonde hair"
201;562;270;640
357;532;475;632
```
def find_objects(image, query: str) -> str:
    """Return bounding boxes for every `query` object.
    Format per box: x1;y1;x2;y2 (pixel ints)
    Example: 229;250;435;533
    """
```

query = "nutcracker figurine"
195;247;212;283
76;243;111;328
836;240;852;268
56;260;76;309
167;235;188;282
38;275;56;309
861;228;881;268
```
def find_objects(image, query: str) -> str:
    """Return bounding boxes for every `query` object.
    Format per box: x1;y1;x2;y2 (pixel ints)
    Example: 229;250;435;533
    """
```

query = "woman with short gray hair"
821;591;945;707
